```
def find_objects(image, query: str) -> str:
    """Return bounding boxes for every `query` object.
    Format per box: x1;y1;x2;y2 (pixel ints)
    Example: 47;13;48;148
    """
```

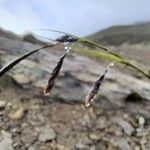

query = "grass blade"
72;46;150;80
0;44;58;77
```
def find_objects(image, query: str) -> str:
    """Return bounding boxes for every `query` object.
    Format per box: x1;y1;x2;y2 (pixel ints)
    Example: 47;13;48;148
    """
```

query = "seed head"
84;62;114;108
44;50;69;96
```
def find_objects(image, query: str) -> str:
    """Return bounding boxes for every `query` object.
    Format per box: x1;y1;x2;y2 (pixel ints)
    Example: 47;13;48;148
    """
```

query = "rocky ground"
0;33;150;150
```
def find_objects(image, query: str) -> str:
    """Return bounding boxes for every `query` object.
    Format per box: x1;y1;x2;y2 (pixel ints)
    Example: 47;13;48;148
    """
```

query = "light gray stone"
38;127;56;142
96;116;107;129
112;117;134;135
138;116;145;127
0;100;6;109
0;130;13;150
116;139;131;150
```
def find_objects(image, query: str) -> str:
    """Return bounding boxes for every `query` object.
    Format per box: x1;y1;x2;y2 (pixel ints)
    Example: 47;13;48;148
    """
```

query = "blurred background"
0;0;150;150
1;0;150;36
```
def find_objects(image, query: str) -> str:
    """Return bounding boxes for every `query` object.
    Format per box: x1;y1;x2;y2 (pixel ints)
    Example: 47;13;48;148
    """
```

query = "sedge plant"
0;30;150;107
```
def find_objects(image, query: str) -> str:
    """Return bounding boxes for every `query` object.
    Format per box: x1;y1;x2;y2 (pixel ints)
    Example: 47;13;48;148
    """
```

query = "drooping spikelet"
44;50;69;96
84;62;114;108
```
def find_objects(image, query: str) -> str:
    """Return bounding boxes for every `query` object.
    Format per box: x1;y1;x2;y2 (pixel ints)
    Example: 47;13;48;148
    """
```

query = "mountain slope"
87;22;150;45
0;27;48;45
0;27;21;41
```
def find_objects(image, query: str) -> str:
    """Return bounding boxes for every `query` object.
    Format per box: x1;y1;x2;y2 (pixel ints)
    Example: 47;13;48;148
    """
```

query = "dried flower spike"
44;50;69;96
84;62;114;108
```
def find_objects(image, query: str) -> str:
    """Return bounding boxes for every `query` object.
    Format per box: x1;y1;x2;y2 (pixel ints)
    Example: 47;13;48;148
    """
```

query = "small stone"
75;143;89;149
95;108;104;116
28;146;36;150
112;117;134;135
90;145;96;150
138;116;145;127
56;144;66;150
80;114;91;126
96;116;107;129
11;127;21;134
12;142;19;147
0;130;13;150
123;114;129;119
134;146;140;150
89;133;100;140
9;105;26;120
140;138;147;145
108;124;123;136
38;127;56;142
0;100;6;109
96;142;107;150
13;74;31;84
20;59;37;69
21;128;38;146
116;139;131;150
0;111;4;116
136;128;149;137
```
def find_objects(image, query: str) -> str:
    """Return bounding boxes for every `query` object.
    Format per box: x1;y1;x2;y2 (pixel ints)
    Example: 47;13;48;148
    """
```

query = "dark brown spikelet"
44;50;69;96
84;63;114;108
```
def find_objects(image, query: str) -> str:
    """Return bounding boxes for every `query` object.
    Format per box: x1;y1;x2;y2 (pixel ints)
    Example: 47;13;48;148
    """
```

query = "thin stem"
123;61;150;79
22;29;150;80
28;29;120;56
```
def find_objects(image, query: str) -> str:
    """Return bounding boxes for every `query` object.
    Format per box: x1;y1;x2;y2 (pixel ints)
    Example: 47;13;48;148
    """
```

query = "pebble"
28;146;36;150
21;128;38;146
134;146;140;150
112;117;134;135
140;138;147;145
9;105;26;120
13;74;31;84
56;144;66;150
108;124;123;136
89;133;100;140
138;116;145;127
96;116;107;129
136;128;149;137
38;127;56;142
0;100;6;109
75;143;89;149
80;114;91;126
90;145;96;150
11;127;21;134
95;108;104;116
0;130;13;150
116;139;131;150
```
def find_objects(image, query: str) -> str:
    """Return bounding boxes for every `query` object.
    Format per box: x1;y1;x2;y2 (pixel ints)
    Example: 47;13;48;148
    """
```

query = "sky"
0;0;150;37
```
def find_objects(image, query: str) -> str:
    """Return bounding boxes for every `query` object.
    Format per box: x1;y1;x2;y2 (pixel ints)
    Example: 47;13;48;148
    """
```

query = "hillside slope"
0;28;21;41
87;22;150;45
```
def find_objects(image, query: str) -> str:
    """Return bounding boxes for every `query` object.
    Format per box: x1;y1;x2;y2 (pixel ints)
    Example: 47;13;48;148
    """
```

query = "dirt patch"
0;78;149;150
